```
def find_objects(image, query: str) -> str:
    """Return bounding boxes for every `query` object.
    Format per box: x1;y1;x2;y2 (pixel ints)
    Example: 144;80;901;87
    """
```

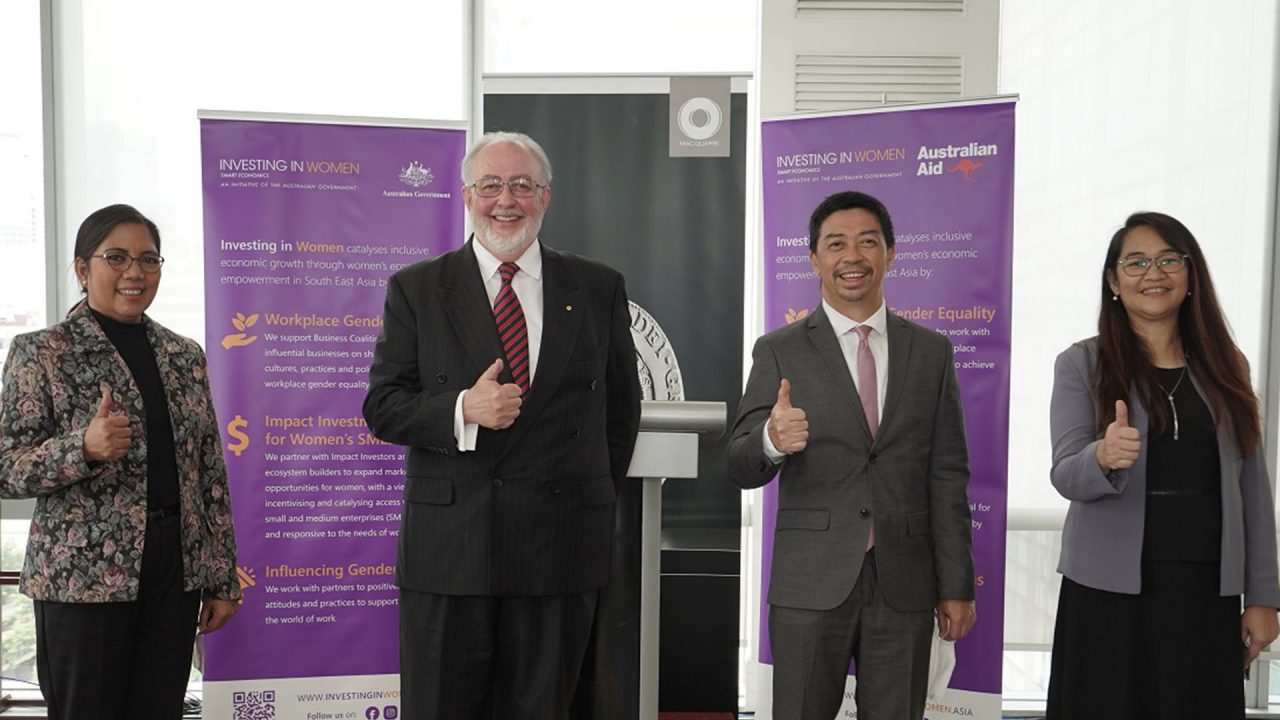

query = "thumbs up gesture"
1096;399;1141;471
83;387;132;462
768;378;809;455
462;358;523;430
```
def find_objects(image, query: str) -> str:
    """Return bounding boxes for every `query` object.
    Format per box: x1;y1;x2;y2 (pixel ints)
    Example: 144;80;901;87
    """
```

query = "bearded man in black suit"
364;132;641;720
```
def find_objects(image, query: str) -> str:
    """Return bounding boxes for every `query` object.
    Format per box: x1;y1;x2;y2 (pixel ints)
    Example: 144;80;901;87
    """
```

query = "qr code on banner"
232;690;276;720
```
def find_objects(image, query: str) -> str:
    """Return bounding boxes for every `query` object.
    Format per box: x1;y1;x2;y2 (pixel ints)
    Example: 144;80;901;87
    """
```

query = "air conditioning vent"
795;54;963;111
797;0;964;13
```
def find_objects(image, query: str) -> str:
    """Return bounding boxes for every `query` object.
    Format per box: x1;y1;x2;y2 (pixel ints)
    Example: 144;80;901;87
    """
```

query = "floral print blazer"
0;303;240;603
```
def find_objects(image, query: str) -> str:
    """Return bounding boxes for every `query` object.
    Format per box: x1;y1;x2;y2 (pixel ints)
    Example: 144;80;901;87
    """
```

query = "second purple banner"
199;115;466;719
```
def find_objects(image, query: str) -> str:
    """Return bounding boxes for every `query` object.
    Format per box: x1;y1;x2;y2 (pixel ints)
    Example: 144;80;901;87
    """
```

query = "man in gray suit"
728;191;975;720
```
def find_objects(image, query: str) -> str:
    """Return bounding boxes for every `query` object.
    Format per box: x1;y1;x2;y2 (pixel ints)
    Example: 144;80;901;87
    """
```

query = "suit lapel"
67;305;147;465
145;322;188;438
69;304;139;389
805;307;870;438
497;246;583;457
146;322;177;395
878;313;913;438
1127;387;1151;494
442;239;507;377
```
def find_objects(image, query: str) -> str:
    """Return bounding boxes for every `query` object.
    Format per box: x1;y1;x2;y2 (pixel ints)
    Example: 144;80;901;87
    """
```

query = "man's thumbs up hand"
768;378;809;455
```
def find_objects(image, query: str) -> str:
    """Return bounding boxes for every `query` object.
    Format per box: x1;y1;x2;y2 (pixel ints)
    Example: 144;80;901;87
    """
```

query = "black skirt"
1046;560;1244;720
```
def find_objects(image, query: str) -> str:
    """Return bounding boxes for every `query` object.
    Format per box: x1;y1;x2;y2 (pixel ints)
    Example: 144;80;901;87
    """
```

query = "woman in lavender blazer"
1047;212;1279;719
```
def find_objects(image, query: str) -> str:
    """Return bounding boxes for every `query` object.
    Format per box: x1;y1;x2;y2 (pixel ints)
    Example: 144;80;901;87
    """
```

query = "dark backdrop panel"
486;93;746;716
484;93;745;530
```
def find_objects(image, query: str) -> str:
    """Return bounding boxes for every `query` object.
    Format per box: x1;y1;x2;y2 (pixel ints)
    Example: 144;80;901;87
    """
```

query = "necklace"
1156;367;1188;440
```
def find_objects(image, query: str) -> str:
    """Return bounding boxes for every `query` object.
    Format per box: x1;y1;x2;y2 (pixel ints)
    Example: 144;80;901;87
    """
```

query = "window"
999;0;1279;703
57;0;468;342
0;0;46;694
0;0;47;370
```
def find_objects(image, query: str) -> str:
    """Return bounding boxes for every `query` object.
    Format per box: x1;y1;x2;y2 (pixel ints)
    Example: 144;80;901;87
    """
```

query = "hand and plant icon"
222;312;260;349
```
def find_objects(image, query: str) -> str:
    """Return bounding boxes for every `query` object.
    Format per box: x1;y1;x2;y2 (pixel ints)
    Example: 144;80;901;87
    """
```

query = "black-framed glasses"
91;251;165;273
468;176;546;198
1117;252;1188;277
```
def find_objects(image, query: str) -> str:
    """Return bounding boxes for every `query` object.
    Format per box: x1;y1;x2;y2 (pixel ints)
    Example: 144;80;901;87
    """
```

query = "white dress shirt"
453;240;545;451
763;300;890;461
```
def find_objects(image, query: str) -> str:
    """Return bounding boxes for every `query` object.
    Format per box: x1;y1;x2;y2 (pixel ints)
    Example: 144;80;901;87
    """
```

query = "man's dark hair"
807;191;895;252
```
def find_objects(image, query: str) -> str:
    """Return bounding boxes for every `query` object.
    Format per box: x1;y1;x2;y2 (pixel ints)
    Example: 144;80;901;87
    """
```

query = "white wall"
484;0;755;75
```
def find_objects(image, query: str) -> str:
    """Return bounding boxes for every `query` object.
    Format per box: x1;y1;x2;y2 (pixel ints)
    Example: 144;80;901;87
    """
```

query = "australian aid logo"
915;141;998;180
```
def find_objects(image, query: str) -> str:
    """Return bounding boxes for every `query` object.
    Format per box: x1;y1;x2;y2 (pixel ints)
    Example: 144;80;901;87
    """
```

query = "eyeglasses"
90;251;165;273
468;177;546;198
1117;252;1188;277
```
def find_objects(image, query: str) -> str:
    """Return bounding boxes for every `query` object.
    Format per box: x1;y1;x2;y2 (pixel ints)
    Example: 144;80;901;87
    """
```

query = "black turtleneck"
91;309;180;512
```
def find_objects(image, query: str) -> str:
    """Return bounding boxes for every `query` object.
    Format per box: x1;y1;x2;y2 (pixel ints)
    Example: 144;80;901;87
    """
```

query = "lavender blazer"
1051;338;1280;607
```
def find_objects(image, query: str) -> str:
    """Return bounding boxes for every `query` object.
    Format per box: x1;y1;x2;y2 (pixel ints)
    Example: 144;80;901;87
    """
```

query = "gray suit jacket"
727;306;974;613
1051;339;1280;607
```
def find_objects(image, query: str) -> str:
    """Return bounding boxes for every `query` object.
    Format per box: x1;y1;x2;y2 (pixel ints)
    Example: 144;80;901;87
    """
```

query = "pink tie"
855;324;878;550
855;325;878;438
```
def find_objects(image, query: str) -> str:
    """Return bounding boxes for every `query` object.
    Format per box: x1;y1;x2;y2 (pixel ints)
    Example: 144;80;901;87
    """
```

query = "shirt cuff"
454;390;478;452
762;420;786;463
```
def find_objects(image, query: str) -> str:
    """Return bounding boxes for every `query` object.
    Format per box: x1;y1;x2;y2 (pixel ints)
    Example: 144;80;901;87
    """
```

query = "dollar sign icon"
227;415;250;457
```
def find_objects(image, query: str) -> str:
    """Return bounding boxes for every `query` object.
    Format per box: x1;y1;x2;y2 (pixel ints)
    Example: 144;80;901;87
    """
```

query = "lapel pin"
566;304;573;312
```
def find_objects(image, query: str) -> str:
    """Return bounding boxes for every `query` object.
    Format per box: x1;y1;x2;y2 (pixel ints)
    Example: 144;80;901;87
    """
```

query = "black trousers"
34;514;201;720
399;588;597;720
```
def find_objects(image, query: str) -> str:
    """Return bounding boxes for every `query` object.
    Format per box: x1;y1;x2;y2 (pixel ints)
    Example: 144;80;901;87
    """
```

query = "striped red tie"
494;262;530;394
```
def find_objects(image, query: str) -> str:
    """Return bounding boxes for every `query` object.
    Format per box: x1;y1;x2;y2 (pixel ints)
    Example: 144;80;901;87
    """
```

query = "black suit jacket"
363;239;642;596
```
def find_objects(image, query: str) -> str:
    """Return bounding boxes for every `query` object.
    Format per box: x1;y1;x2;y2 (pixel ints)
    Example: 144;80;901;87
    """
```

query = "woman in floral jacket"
0;204;240;719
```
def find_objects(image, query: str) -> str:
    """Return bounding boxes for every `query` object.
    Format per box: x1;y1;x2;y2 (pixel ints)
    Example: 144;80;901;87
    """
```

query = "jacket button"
436;373;447;384
492;478;503;488
569;428;581;438
859;507;870;518
551;485;562;495
868;453;878;464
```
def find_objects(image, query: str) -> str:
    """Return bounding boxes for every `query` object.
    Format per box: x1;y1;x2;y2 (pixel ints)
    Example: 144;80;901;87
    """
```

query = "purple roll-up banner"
757;98;1015;720
198;113;465;719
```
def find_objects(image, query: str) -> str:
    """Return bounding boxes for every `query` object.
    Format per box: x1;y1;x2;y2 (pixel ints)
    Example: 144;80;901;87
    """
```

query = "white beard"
472;210;542;259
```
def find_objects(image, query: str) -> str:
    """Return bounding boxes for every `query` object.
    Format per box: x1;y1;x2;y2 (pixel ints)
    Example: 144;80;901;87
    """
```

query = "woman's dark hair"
74;204;161;262
1093;211;1259;455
